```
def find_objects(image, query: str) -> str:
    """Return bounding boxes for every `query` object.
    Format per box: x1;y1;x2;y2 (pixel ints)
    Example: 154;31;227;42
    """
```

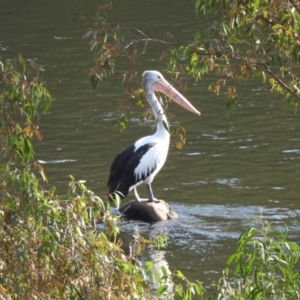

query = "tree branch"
229;52;300;103
259;15;276;26
123;38;184;50
190;46;300;103
118;25;185;50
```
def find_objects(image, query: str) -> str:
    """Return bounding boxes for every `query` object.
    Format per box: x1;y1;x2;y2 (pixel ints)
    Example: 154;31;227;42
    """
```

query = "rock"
119;200;178;222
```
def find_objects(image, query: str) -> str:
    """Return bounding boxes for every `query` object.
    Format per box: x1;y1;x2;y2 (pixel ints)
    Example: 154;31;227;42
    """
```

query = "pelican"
108;70;200;202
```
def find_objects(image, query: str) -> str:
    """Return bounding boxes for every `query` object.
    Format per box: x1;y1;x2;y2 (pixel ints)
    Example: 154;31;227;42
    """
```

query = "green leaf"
157;284;168;296
175;285;183;297
161;265;168;278
18;53;26;73
175;270;185;279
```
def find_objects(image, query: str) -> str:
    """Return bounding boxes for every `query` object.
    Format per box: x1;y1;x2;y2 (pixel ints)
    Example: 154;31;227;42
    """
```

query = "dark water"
1;0;299;295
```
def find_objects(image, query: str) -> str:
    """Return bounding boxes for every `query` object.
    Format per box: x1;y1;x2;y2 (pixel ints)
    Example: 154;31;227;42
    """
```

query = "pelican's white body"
132;130;169;188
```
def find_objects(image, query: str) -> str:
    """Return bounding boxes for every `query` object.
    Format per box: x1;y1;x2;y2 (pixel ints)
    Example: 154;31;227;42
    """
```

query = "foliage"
0;54;51;164
85;1;300;122
214;220;300;300
191;0;300;115
0;172;149;299
172;270;204;300
0;55;151;299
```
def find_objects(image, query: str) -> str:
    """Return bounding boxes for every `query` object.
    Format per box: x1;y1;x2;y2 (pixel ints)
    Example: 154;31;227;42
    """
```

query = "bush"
0;55;155;299
215;219;300;300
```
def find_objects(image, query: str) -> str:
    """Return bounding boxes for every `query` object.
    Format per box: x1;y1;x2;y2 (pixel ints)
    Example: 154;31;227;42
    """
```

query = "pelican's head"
142;70;201;116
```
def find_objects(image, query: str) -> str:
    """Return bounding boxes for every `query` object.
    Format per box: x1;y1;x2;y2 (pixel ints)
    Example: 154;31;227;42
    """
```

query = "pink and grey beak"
153;78;201;116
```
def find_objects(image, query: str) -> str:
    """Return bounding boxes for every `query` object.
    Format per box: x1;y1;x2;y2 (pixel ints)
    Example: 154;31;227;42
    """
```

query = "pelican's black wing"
107;142;156;198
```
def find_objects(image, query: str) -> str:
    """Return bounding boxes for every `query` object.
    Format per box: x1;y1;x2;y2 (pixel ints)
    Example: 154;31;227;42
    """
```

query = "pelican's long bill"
152;77;201;116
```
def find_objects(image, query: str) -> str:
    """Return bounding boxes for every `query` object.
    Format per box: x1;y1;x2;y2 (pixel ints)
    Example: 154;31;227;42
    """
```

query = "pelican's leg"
146;184;160;203
134;188;142;202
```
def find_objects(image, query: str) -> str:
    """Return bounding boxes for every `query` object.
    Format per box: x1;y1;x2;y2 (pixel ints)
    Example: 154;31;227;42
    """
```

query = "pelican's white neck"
145;90;169;138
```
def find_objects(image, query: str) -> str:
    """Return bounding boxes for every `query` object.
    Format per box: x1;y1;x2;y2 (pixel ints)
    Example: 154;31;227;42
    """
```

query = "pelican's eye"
157;75;161;79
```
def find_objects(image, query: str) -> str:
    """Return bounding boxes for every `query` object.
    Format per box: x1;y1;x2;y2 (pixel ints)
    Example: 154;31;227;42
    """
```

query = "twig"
259;15;276;26
123;38;184;49
229;52;300;103
259;61;300;102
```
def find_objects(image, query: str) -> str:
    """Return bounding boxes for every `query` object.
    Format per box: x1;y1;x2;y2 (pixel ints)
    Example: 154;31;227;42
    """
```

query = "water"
1;0;300;295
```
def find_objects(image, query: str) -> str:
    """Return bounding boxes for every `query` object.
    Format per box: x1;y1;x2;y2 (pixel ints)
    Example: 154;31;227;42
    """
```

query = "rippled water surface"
1;0;300;294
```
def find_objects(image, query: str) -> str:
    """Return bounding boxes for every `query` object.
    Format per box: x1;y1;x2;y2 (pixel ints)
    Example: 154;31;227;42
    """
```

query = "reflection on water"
39;159;77;164
117;202;300;291
1;0;300;294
